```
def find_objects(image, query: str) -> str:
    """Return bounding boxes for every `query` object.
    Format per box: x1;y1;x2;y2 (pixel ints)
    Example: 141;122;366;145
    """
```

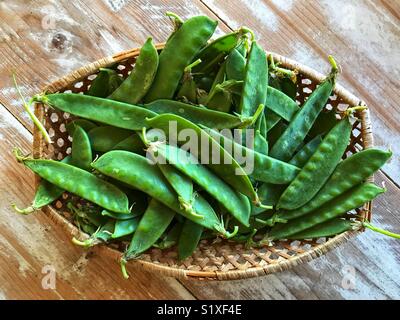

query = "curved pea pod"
204;127;300;185
226;48;246;81
123;199;175;261
149;142;251;227
193;27;251;73
112;134;144;153
265;86;299;122
91;150;226;234
14;149;130;214
289;135;322;168
267;183;385;240
238;41;268;118
111;217;140;239
102;210;137;220
279;148;392;220
72;126;92;171
33;93;157;131
256;113;267;139
66;119;97;136
154;222;183;249
144;99;249;129
178;219;203;260
287;218;353;240
88;126;133;152
205;80;242;113
12;156;72;215
87;68;122;98
145;114;258;202
270;63;338;161
109;37;158;104
144;15;217;102
277;117;352;210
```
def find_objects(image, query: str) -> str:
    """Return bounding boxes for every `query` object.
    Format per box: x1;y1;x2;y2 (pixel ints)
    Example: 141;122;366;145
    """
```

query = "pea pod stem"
237;103;265;128
361;221;400;239
345;105;368;116
165;11;184;29
11;204;35;215
13;74;52;144
240;26;255;41
184;59;202;72
71;237;93;248
120;258;130;279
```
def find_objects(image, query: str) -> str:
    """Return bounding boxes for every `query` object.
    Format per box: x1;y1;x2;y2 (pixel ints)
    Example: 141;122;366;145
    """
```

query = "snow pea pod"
87;68;122;98
144;15;217;102
279;148;392;220
265;109;282;132
266;183;385;241
226;48;246;81
178;219;203;260
33;93;157;131
88;126;133;152
109;37;158;104
251;183;285;216
145;114;258;202
277;117;352;210
92;150;226;234
265;86;299;121
66;119;97;136
209;61;226;94
176;59;201;103
14;149;130;214
254;130;268;156
269;60;338;161
289;135;322;168
287;218;353;240
111;217;140;239
148;142;251;227
205;80;242;113
72;126;92;171
111;134;144;153
154;222;183;249
144;99;249;129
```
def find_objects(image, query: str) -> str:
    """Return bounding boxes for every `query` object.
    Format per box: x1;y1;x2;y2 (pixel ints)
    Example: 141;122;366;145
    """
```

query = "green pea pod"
102;210;137;220
254;130;268;156
87;68;122;98
265;86;299;122
205;80;242;113
72;126;92;171
209;61;226;93
178;219;203;260
144;15;217;102
124;199;176;260
112;134;144;153
238;41;268;118
270;61;338;161
92;150;227;234
12;156;72;215
279;148;392;220
289;135;322;168
14;149;130;214
109;37;159;104
251;183;285;216
267;183;385;241
308;109;339;139
267;120;287;147
148;142;251;227
226;48;246;81
66;119;97;136
68;203;107;227
112;217;140;239
277;117;352;210
154;222;183;249
33;93;157;131
88;126;133;152
265;109;282;132
145;114;258;203
73;219;115;247
144;99;249;129
256;112;267;139
176;59;202;103
287;218;353;240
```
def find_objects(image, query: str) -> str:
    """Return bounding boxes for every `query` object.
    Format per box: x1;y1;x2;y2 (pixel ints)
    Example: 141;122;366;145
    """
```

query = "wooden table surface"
0;0;399;300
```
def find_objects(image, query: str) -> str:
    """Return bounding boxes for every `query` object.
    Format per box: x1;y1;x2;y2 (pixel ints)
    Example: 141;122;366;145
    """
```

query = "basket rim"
33;44;374;281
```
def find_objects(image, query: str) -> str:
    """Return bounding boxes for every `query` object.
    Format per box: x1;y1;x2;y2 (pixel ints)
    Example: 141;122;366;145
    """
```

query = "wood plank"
0;102;196;300
201;0;400;185
181;171;400;299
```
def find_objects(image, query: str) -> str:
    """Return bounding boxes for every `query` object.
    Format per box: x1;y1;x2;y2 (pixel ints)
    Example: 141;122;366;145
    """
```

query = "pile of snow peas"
13;12;398;279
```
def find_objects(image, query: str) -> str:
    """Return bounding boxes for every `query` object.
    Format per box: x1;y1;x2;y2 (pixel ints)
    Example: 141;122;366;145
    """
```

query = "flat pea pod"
254;129;268;156
205;80;242;113
33;93;157;131
238;41;268;118
92;151;226;234
87;68;122;98
287;218;353;240
109;37;158;104
226;48;246;81
66;119;97;136
178;219;203;260
112;134;144;153
124;199;176;260
204;127;300;185
265;86;299;122
111;217;140;239
279;148;392;220
88;126;133;152
192;28;251;73
144;15;217;102
209;61;226;94
269;65;338;161
154;222;183;249
14;149;130;214
267;183;385;240
12;156;72;214
265;109;281;132
267;119;287;147
144;99;250;129
149;142;251;227
146;114;258;202
289;135;322;168
72;126;92;171
277;117;352;210
102;210;137;220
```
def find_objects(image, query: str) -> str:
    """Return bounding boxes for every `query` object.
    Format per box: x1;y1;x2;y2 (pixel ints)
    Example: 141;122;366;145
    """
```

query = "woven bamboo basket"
33;44;373;280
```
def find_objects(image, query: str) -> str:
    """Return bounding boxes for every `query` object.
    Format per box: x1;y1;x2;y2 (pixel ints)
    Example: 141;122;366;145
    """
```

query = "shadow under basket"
33;44;374;280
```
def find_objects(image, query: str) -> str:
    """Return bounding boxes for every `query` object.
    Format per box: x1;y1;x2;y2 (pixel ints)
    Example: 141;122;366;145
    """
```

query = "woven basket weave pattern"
33;45;373;280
